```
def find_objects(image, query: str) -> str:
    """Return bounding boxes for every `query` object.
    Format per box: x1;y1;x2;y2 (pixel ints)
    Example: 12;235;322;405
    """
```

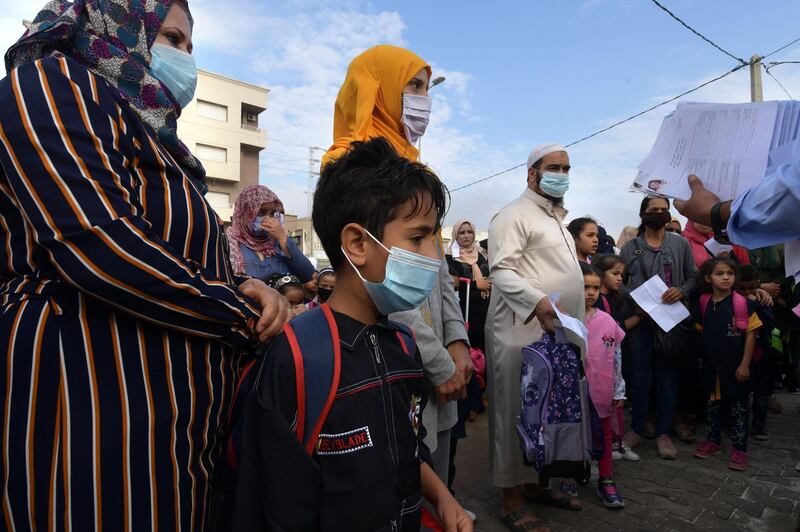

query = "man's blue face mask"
538;171;570;198
342;228;440;315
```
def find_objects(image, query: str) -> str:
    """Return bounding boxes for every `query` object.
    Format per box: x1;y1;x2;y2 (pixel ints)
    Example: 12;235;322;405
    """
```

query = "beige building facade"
178;69;268;222
285;216;330;268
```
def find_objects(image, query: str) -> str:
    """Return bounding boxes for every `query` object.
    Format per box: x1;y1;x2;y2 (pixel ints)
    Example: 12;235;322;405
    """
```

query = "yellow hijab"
322;45;431;167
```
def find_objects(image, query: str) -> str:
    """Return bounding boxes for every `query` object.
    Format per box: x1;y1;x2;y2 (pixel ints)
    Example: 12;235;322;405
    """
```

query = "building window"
206;191;230;210
196;143;227;163
197;100;228;122
241;104;260;131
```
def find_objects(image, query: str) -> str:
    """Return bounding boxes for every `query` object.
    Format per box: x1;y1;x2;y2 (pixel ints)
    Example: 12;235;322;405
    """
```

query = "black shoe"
752;430;769;441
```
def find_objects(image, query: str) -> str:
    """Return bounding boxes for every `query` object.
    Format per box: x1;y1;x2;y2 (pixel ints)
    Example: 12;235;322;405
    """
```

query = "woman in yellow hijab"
323;45;432;166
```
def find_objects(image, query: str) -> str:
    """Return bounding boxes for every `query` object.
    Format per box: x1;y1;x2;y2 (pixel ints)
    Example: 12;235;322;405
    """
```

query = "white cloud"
5;0;800;244
0;1;40;76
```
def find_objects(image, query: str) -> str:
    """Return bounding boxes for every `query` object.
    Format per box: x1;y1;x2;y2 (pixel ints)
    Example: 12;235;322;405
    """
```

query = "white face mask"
401;94;432;145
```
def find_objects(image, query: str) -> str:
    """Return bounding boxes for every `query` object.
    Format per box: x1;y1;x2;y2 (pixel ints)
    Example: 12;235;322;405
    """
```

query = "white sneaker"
464;509;477;522
612;450;624;461
621;446;640;462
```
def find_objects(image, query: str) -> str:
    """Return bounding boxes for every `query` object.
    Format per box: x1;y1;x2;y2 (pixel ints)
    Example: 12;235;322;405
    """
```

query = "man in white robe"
486;144;585;527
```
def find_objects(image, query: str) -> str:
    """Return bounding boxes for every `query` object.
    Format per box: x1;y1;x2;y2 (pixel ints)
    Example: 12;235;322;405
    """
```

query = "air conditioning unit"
246;112;257;122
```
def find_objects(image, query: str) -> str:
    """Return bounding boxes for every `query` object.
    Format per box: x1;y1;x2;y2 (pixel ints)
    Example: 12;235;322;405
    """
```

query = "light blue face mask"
538;171;570;198
343;229;441;315
252;216;269;238
149;42;197;109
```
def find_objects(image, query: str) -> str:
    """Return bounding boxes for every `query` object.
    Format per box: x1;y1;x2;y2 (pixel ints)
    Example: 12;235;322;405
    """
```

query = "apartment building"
285;216;330;268
178;69;268;222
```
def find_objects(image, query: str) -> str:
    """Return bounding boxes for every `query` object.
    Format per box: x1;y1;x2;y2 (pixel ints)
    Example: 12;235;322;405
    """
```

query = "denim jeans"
629;320;679;437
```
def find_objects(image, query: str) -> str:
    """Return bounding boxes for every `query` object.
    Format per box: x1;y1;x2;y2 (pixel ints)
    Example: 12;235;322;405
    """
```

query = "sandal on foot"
498;508;549;532
526;488;582;511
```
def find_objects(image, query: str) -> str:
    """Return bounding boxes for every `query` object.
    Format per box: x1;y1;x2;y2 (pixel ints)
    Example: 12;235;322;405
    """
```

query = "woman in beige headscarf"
446;220;492;350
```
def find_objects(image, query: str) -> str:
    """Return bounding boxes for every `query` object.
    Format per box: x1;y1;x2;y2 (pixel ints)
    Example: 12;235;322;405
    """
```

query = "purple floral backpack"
516;330;593;487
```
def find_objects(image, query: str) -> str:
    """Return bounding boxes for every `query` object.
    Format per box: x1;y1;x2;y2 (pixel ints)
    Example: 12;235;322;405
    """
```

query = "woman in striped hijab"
0;1;286;529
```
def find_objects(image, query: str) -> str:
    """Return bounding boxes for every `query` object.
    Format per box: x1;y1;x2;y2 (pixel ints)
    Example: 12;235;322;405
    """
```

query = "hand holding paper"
549;293;588;358
704;238;733;257
630;276;690;332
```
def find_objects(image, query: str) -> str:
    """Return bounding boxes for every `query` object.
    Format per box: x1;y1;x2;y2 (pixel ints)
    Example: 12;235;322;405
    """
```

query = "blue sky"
3;0;800;239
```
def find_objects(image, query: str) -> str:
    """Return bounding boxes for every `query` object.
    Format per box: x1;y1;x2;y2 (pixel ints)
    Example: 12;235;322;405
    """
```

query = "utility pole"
307;146;323;258
750;54;763;102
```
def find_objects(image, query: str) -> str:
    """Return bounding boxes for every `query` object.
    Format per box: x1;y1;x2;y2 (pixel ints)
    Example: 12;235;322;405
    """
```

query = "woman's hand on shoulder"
238;278;289;342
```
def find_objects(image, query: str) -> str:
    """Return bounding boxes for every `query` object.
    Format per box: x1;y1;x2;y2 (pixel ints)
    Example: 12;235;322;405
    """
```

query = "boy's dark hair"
313;137;449;269
697;256;739;294
592;254;625;274
567;217;597;239
738;264;758;283
580;261;601;278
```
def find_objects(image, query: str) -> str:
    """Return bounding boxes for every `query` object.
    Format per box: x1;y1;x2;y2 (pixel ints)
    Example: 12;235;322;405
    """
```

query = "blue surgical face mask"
342;229;441;315
149;42;197;109
252;216;269;238
538;171;570;198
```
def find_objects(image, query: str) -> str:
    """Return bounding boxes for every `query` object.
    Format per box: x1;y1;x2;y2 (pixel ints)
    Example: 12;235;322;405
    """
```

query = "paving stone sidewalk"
451;391;800;531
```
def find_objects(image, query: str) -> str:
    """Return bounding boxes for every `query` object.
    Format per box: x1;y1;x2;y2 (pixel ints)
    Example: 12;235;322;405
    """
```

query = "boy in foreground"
233;137;472;531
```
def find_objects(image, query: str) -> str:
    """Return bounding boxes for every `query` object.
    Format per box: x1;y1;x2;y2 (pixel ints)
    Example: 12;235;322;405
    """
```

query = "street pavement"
451;391;800;531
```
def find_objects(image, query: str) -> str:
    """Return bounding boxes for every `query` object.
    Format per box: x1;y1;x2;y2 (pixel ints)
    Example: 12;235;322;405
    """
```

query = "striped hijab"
5;0;206;191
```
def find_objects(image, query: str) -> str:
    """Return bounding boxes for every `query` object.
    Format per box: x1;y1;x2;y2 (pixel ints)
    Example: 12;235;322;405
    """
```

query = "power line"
763;66;794;99
762;36;800;60
649;0;746;65
262;163;310;173
449;163;526;192
268;137;316;148
766;61;800;71
451;62;748;193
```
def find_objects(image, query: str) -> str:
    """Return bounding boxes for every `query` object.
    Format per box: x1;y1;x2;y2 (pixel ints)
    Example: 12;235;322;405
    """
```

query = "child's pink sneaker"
692;441;721;459
728;450;748;471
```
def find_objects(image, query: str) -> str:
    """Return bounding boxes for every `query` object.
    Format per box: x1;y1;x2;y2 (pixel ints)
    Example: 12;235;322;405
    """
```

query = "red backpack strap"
732;292;750;332
284;304;342;455
283;321;307;443
224;358;258;470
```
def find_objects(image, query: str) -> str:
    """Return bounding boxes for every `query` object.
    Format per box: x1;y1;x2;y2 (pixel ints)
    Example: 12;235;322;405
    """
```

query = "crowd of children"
568;213;800;512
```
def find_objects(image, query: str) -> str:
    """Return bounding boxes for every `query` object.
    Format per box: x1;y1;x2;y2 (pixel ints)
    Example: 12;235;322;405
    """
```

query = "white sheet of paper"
785;239;800;278
635;101;778;201
450;241;461;259
549;293;588;358
704;238;733;257
629;276;690;333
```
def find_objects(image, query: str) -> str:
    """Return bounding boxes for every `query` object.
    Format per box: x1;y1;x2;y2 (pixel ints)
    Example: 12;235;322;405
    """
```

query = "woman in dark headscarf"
0;1;286;529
